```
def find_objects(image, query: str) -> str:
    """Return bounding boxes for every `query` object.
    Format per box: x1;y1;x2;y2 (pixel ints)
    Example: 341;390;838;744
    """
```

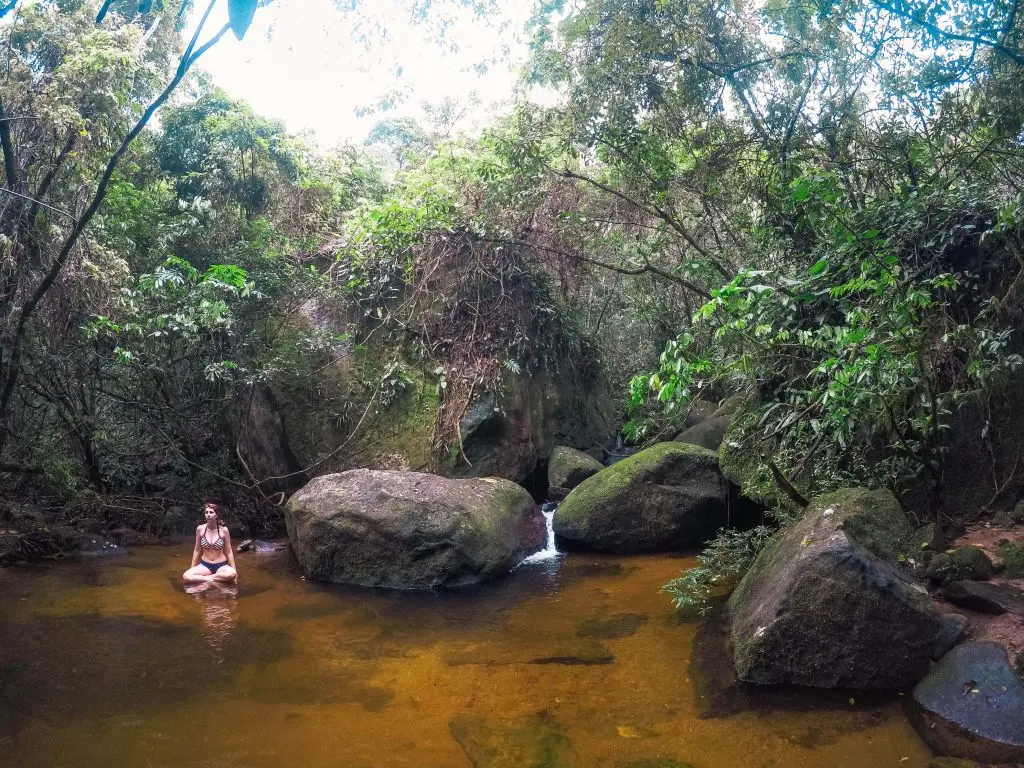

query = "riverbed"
0;543;933;767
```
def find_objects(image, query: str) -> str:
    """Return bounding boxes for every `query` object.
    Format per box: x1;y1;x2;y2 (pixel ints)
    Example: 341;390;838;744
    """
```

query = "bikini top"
200;525;225;550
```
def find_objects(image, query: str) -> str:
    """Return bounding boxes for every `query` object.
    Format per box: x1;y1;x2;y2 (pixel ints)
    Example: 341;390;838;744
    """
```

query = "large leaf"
228;0;258;40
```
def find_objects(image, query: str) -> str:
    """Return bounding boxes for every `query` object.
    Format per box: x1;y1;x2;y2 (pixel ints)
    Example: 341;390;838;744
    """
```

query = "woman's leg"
183;564;214;583
212;565;237;583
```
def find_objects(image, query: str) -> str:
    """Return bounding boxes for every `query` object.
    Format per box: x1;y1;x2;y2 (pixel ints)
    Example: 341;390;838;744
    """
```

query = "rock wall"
234;301;616;493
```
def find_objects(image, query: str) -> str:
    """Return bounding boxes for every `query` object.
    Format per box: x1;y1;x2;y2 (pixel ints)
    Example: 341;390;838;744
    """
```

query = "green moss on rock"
547;445;603;491
553;442;730;553
717;408;799;516
998;542;1024;578
729;487;941;689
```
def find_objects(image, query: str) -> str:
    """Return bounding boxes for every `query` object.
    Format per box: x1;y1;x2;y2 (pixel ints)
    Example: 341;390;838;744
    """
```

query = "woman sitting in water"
183;502;238;584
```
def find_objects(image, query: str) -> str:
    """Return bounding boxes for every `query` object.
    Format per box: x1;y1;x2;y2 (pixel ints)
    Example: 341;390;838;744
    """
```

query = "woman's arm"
224;527;236;569
190;526;202;568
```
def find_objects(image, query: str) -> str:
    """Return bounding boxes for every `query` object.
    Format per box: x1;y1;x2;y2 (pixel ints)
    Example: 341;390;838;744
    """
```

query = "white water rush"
520;502;559;564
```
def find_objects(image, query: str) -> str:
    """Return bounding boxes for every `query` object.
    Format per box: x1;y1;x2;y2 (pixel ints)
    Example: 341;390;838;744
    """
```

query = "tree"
0;0;263;461
365;116;430;171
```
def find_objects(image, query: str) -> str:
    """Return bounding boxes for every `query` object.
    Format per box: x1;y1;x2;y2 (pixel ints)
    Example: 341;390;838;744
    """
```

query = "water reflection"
185;580;238;661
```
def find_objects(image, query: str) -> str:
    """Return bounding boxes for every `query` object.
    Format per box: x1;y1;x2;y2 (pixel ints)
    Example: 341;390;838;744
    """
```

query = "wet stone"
576;612;649;639
932;614;969;660
941;581;1024;615
909;642;1024;764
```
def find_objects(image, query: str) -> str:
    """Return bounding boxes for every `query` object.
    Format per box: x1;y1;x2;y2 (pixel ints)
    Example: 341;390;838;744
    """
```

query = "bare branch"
0;187;75;220
559;167;734;279
476;235;713;299
870;0;1024;66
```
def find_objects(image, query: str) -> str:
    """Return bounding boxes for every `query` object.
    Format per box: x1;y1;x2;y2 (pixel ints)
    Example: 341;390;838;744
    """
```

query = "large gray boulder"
675;415;731;451
547;446;603;494
729;488;944;689
552;442;730;553
285;470;544;589
909;642;1024;764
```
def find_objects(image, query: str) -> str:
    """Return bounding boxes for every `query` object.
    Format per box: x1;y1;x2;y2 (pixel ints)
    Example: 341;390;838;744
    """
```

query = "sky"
188;0;541;147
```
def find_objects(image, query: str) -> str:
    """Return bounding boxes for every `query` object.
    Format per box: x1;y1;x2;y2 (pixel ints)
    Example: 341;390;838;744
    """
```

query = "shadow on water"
689;602;901;749
274;551;639;639
0;611;292;739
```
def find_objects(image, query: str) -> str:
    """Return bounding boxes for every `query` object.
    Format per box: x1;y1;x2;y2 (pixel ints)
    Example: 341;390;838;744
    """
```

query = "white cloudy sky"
187;0;541;146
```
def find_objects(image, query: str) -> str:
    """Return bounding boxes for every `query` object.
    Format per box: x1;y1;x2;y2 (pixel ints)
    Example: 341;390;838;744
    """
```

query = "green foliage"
643;185;1024;498
663;523;782;614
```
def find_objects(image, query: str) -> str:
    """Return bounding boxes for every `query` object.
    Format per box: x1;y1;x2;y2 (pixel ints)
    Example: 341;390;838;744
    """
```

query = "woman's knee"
213;566;236;582
183;566;212;582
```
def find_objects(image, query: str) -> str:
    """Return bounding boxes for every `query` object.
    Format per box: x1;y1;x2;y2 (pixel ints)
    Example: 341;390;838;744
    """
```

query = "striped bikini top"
200;525;225;550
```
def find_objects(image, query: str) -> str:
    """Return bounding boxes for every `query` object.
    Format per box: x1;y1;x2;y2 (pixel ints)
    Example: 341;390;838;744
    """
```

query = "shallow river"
0;543;933;767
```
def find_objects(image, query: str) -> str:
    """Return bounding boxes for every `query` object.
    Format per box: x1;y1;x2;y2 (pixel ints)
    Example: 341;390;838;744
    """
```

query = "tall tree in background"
0;0;262;464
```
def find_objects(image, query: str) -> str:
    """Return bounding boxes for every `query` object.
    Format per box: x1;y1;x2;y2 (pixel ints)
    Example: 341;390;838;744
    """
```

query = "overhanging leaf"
809;259;829;277
228;0;258;40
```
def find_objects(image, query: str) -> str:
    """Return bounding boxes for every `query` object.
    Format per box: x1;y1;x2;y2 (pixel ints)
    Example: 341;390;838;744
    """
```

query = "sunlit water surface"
0;543;933;767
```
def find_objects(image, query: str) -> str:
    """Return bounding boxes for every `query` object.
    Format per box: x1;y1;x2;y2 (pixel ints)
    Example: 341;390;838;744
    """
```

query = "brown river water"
0;542;933;768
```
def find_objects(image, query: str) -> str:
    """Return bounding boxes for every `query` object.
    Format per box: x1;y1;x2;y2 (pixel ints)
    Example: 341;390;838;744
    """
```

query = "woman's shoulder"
195;523;204;532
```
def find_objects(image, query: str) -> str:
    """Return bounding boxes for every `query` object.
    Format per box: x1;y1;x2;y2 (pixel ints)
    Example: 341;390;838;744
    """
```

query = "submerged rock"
909;642;1024;764
449;711;574;768
285;470;544;589
552;442;732;553
547;446;603;493
728;488;943;689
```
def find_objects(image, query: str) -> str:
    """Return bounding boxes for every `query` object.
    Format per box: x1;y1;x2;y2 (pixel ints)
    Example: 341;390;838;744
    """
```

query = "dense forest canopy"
1;0;1023;553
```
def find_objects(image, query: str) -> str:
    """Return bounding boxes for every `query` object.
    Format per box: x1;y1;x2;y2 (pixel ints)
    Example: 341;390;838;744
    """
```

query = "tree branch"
0;94;19;191
0;187;75;221
476;235;713;298
871;0;1024;66
559;168;734;278
0;16;232;451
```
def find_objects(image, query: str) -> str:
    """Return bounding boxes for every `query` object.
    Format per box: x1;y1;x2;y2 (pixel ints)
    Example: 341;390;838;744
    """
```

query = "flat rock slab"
909;642;1024;763
941;581;1024;615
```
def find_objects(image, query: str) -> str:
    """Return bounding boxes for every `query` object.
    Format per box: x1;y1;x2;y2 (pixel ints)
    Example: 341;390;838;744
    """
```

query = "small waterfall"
520;502;559;564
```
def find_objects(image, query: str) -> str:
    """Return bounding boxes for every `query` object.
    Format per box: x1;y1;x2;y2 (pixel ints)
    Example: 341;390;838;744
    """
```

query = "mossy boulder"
552;442;733;553
909;642;1024;764
717;407;801;516
236;301;616;492
728;488;943;689
675;415;732;451
681;399;717;429
998;542;1024;578
914;522;946;555
547;446;604;494
926;547;995;584
285;469;544;589
1012;500;1024;523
